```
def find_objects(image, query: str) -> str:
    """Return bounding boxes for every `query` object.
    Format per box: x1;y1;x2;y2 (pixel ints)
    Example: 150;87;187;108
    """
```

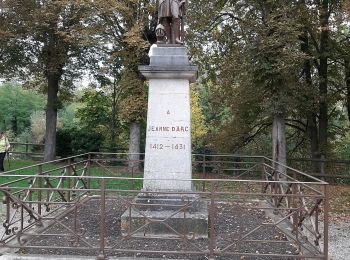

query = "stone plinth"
121;193;208;238
139;45;197;191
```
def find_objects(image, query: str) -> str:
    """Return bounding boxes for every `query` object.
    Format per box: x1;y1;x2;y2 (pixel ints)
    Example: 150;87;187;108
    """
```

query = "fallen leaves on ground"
329;185;350;222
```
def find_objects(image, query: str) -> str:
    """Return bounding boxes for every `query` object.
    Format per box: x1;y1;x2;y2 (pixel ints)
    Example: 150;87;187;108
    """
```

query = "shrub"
56;128;104;158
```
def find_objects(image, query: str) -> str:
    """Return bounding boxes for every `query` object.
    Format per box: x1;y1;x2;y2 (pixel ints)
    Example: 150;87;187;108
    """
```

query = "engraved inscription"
148;125;189;132
150;143;186;150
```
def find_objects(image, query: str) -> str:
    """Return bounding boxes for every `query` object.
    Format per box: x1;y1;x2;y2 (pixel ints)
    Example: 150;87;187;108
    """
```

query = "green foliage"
77;89;111;131
334;131;350;160
56;129;73;158
0;0;106;160
71;128;104;155
187;0;350;158
0;83;45;135
81;1;157;124
190;88;208;151
58;103;81;130
2;0;350;161
56;128;104;158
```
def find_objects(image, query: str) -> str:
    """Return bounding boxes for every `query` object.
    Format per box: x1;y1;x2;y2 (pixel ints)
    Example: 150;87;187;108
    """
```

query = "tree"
188;0;303;173
89;0;157;170
190;87;208;152
187;0;350;166
0;83;45;135
294;1;349;164
1;0;95;161
77;89;111;133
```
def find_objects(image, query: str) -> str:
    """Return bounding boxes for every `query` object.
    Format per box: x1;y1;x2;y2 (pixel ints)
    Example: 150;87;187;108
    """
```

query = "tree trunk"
44;74;60;161
318;0;329;157
110;79;117;153
272;113;286;180
345;59;350;123
300;26;321;172
128;121;141;172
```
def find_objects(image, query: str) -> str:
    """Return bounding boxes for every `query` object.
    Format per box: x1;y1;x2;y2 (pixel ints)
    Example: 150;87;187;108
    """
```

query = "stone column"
120;45;207;239
139;45;197;191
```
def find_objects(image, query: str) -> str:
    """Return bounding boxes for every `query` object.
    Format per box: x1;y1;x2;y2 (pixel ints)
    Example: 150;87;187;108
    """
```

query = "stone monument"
121;1;208;239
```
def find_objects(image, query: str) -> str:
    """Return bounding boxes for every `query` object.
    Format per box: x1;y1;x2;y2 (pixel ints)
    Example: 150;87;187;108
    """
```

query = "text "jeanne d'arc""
147;125;189;132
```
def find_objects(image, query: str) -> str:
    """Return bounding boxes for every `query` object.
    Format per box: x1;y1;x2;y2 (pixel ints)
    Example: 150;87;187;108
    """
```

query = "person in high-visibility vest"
0;131;10;173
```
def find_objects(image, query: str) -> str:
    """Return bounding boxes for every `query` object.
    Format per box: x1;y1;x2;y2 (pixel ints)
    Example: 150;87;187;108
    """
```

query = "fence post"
261;157;265;193
320;155;325;181
87;154;91;192
209;181;216;260
37;165;42;215
67;159;72;201
202;154;206;192
37;165;43;226
25;143;29;160
131;166;135;190
323;184;329;260
96;178;107;260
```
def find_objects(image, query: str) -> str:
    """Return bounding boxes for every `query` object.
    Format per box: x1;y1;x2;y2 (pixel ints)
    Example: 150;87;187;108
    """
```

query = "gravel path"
0;200;349;259
328;220;350;260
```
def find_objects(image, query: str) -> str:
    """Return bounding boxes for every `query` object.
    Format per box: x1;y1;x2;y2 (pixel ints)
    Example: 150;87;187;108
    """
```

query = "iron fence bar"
3;185;327;200
1;242;325;259
0;153;328;259
120;195;202;240
40;164;80;175
37;165;43;221
263;158;328;184
1;173;326;185
96;178;107;260
4;154;89;174
273;222;321;256
73;162;89;190
94;161;119;176
87;154;91;192
323;184;329;259
209;182;216;259
45;177;67;202
19;196;92;239
202;154;206;191
0;176;34;187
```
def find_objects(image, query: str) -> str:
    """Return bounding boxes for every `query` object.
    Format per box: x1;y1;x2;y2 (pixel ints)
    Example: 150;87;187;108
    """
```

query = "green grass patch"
1;160;144;192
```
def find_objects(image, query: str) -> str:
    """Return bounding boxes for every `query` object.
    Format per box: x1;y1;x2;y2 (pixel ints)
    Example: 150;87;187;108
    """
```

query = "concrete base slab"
121;193;208;238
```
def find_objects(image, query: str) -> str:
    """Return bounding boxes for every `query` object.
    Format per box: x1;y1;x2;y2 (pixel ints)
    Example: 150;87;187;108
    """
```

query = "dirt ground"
0;185;349;259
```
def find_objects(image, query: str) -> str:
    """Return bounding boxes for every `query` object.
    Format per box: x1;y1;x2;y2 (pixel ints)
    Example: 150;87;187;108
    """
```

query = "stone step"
133;194;204;212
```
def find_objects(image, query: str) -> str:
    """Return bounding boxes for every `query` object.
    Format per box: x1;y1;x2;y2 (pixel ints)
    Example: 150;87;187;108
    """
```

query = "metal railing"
288;157;350;182
9;142;44;160
6;142;350;182
0;153;328;259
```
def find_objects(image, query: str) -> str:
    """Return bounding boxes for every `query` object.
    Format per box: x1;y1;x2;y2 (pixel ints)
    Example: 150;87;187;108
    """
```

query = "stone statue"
156;0;186;45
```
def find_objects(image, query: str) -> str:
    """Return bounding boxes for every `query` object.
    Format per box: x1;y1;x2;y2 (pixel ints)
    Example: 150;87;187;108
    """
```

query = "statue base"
121;193;208;239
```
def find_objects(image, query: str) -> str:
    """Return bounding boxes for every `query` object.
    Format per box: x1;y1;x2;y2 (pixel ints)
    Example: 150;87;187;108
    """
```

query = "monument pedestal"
121;193;208;238
121;45;208;238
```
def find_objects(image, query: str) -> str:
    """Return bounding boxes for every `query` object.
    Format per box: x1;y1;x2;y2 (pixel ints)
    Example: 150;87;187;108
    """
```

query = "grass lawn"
4;159;40;171
0;159;143;191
